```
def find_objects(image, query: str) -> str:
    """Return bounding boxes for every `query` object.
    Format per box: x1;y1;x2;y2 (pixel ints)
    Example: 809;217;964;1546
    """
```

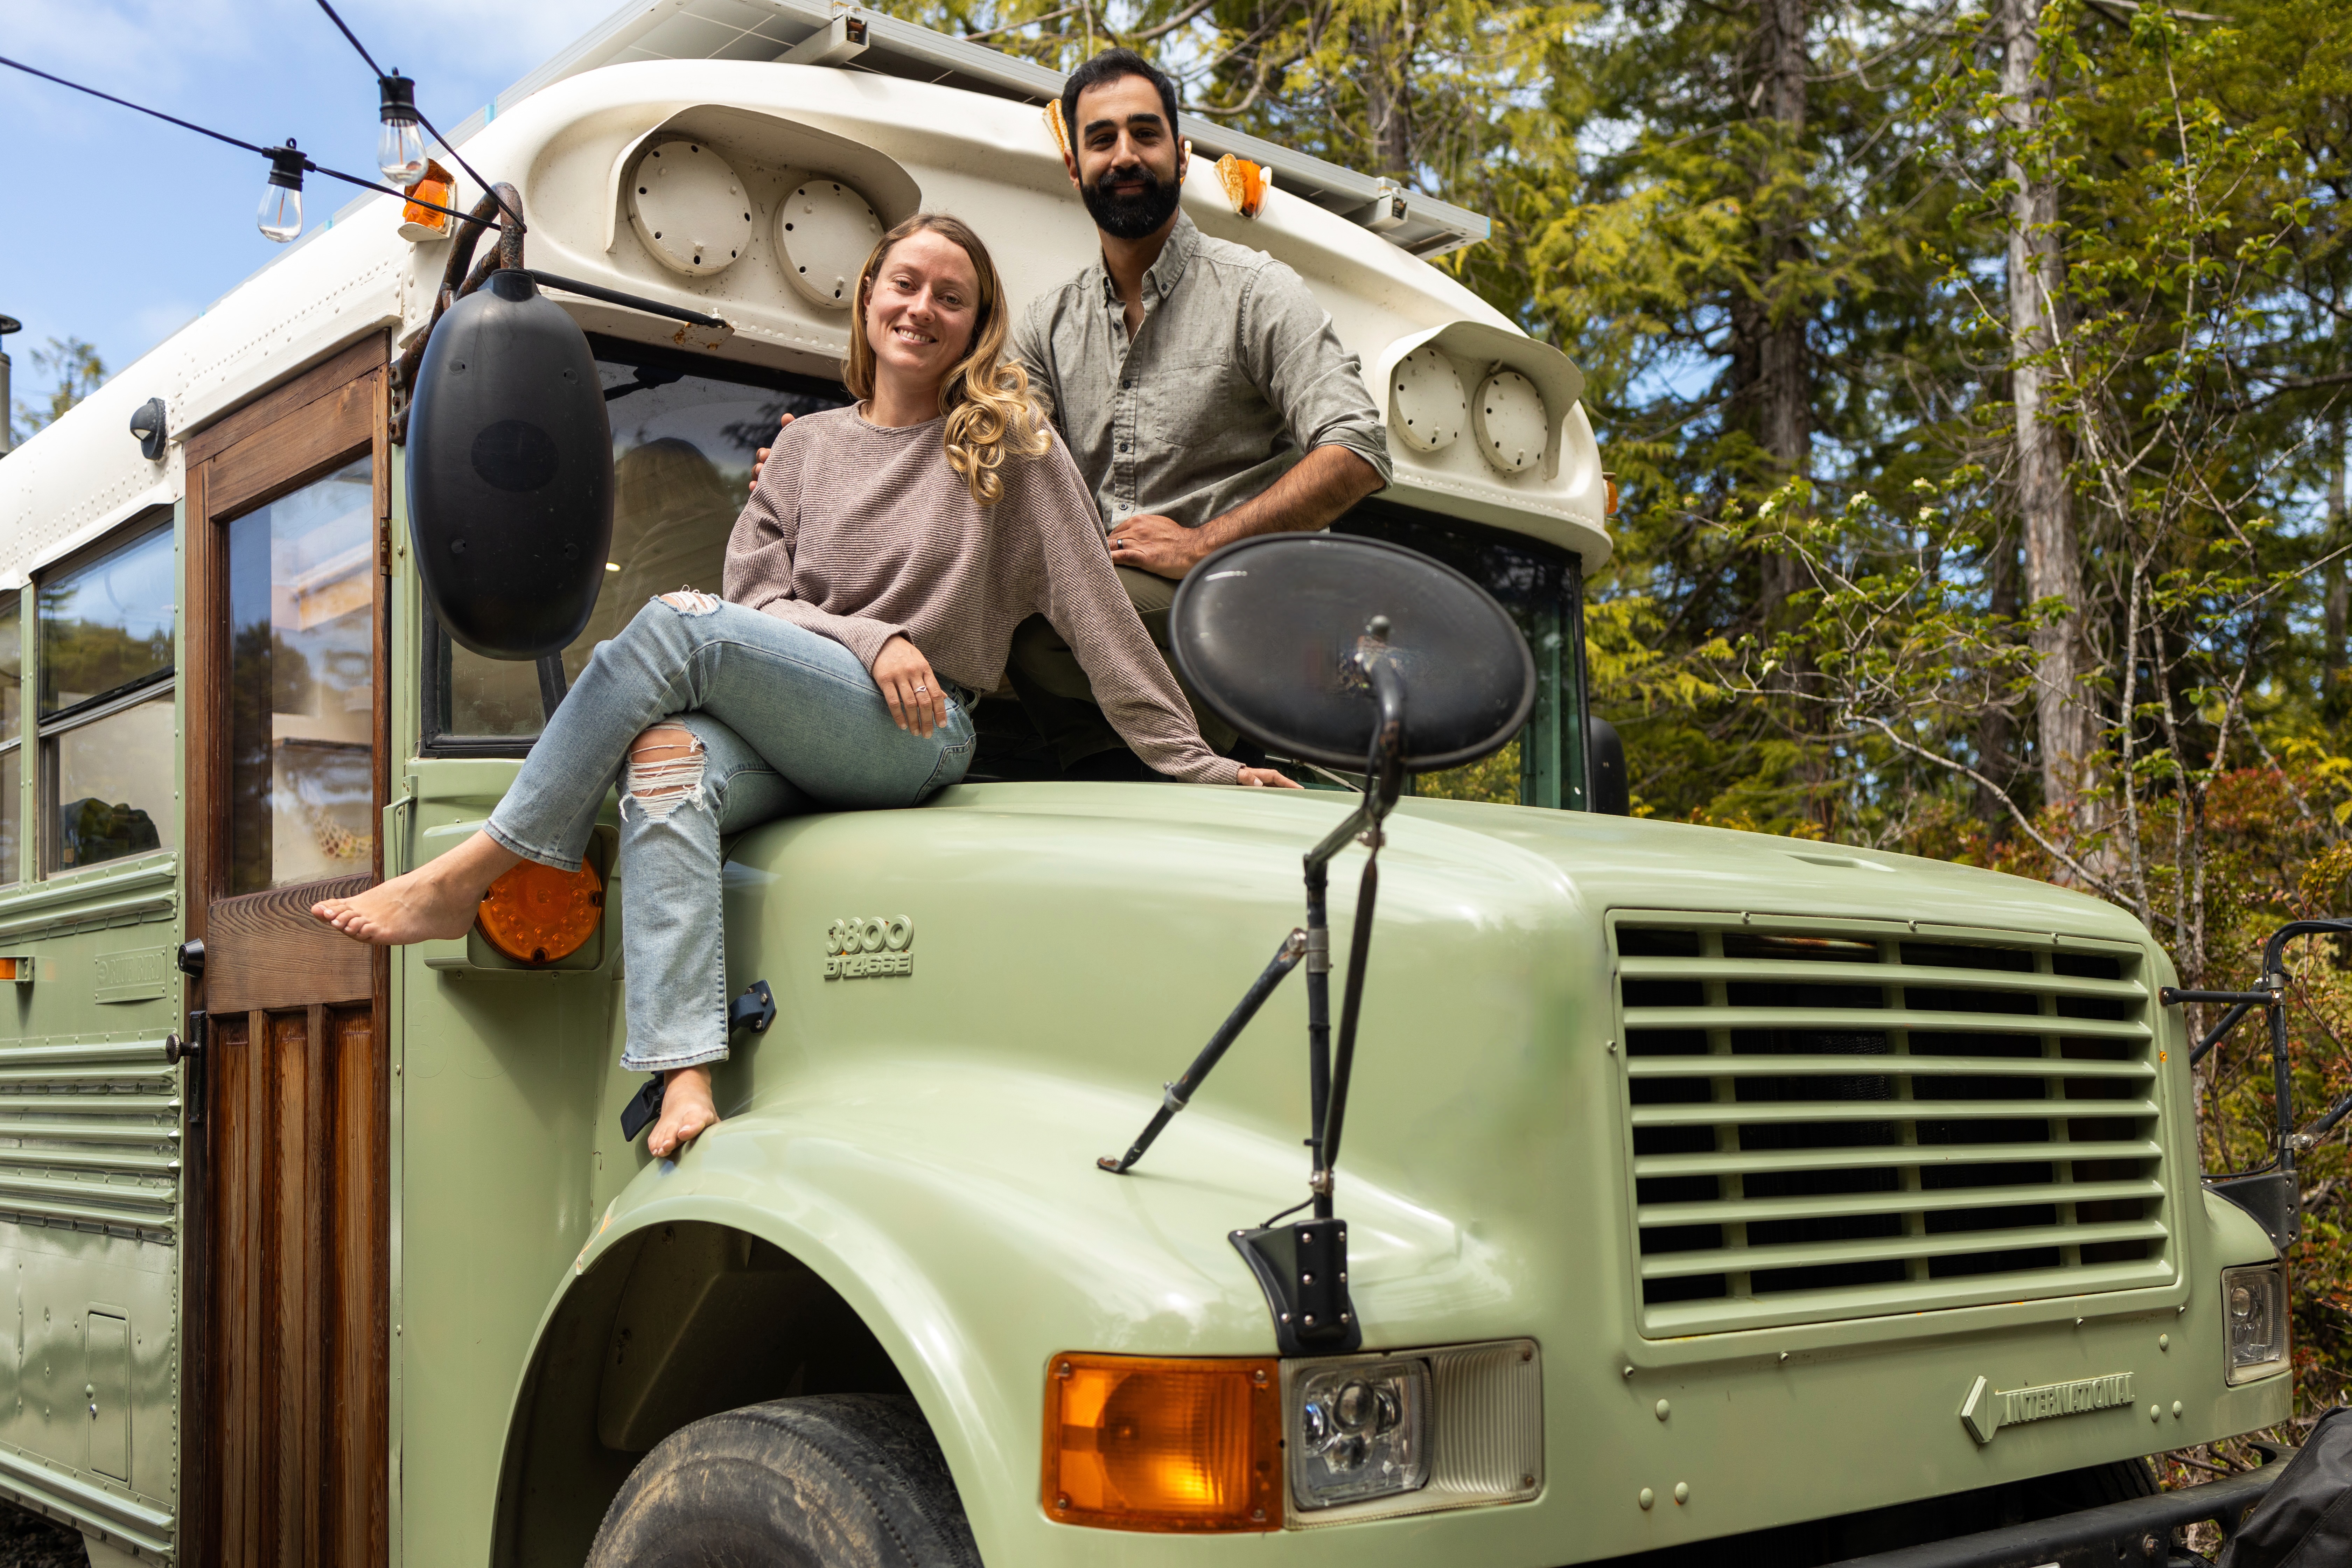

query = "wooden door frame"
180;331;393;1568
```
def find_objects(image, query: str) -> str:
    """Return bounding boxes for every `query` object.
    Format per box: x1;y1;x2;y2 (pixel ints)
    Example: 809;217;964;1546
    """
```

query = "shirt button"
1118;443;1130;453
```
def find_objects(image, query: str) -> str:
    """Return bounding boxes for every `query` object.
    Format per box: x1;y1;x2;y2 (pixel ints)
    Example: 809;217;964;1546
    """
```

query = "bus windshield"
423;347;1590;811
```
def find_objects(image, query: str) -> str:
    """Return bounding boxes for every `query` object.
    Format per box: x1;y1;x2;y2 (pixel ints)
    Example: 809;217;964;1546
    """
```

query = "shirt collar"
1091;210;1201;307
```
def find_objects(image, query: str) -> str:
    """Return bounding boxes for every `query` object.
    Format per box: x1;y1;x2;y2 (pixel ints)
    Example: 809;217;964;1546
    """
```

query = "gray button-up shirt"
1010;213;1392;535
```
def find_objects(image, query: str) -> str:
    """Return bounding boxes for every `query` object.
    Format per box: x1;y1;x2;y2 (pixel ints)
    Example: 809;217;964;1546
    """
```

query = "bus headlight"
1291;1358;1429;1508
2223;1263;2289;1384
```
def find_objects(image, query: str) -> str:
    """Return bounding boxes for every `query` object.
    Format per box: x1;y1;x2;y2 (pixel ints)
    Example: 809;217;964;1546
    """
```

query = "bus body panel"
460;789;2286;1566
0;853;183;1559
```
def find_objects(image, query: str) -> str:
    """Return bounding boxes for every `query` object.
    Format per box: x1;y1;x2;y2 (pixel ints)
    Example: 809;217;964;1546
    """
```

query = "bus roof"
432;0;1489;261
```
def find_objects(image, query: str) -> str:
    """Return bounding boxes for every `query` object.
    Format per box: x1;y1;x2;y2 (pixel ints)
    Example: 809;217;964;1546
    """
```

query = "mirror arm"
1096;929;1310;1175
1317;658;1405;1192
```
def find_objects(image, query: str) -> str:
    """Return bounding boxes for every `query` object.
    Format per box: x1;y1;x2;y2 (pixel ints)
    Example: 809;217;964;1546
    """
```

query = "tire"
586;1393;982;1568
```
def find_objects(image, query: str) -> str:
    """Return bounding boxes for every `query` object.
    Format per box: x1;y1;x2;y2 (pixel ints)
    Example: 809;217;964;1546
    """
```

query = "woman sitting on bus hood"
312;211;1297;1157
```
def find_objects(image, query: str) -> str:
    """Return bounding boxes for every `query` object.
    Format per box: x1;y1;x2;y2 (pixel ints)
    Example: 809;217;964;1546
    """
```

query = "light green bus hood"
547;784;2276;1566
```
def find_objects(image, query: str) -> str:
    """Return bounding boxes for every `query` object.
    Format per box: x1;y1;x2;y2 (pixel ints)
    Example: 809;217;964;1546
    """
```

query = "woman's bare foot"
647;1065;720;1158
312;831;525;945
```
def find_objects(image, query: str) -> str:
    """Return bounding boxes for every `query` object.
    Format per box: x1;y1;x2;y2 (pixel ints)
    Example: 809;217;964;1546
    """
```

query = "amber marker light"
476;859;604;966
1042;1353;1282;1532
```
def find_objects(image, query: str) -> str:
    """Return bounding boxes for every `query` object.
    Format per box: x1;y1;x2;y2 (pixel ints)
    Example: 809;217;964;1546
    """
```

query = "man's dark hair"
1059;48;1179;145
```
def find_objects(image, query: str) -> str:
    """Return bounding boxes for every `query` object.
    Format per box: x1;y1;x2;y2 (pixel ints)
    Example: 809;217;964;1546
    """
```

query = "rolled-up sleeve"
1239;261;1393;487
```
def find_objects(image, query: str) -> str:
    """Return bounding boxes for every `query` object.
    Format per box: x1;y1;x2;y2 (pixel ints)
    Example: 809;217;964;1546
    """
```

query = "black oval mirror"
406;270;612;659
1169;533;1535;771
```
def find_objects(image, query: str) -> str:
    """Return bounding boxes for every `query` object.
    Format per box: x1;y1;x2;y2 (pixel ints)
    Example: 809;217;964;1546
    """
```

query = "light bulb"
259;142;306;244
378;72;427;185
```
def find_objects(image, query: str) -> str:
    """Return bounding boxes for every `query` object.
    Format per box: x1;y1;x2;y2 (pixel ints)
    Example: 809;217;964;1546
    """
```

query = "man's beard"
1082;162;1184;240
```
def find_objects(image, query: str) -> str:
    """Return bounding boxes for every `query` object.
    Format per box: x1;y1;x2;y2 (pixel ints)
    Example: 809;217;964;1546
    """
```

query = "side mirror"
1588;715;1629;815
406;270;613;660
1168;533;1536;771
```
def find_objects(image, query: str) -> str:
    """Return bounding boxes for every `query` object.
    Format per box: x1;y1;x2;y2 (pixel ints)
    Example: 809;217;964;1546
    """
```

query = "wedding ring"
915;684;928;693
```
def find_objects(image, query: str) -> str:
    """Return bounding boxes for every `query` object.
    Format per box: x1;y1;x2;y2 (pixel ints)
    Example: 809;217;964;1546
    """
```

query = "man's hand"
873;635;948;736
1105;449;1385;577
1237;766;1301;789
1105;513;1207;579
747;411;797;495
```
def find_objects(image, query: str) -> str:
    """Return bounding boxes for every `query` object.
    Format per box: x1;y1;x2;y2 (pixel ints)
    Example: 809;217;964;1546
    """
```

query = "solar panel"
435;0;1489;260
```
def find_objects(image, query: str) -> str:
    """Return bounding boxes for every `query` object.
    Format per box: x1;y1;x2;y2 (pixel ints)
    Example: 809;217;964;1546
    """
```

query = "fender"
490;1056;1516;1568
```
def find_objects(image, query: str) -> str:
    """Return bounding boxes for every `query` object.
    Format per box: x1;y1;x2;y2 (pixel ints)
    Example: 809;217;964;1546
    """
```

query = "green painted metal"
385;778;2289;1566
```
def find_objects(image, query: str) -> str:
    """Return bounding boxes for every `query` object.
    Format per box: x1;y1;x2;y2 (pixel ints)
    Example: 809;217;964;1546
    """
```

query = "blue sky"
2;0;601;418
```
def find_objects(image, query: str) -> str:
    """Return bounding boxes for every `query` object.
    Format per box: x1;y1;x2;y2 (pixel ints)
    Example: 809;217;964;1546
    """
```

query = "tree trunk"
2327;422;2347;718
1978;518;2022;834
1359;7;1416;179
1738;0;1813;622
2001;0;2093;814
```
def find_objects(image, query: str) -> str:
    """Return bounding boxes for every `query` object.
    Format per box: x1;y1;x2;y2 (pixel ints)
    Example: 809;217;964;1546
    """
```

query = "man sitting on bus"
1003;47;1390;776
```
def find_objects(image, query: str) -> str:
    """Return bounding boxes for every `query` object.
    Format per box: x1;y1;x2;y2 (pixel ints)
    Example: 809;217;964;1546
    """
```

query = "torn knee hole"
623;730;708;822
659;589;722;616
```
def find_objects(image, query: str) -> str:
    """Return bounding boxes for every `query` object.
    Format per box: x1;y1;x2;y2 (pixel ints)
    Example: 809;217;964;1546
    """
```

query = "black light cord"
309;0;525;234
0;52;269;159
310;0;387;75
0;53;492;230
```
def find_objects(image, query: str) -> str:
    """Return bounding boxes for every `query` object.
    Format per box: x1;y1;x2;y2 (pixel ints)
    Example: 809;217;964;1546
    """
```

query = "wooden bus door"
181;335;392;1568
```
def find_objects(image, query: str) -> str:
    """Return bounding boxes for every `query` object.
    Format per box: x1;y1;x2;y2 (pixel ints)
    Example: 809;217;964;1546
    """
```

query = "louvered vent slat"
1614;922;2171;1335
0;1040;180;1242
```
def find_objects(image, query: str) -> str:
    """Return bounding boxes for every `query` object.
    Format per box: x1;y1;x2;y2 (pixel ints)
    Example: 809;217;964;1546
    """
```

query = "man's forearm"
1198;446;1384;551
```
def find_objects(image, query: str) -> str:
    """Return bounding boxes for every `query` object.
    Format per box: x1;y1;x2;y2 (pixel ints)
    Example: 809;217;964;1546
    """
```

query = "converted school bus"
0;2;2302;1566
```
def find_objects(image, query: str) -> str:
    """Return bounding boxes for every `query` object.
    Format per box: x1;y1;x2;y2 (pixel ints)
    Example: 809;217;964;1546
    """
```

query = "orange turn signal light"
1042;1353;1282;1532
1603;469;1621;516
398;159;454;241
476;859;603;966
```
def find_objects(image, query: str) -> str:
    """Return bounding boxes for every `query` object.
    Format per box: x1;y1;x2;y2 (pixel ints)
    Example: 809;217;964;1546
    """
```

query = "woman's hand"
748;411;796;494
1237;766;1301;789
873;635;948;736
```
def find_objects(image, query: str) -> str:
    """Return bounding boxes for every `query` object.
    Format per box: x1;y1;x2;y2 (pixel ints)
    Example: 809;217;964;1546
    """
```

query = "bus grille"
1614;918;2170;1335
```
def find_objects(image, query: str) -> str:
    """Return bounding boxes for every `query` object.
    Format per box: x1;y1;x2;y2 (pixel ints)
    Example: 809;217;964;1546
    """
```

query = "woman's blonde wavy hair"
844;213;1051;506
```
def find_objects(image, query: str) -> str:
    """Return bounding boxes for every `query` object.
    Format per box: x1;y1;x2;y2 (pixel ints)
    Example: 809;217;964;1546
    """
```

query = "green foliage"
11;336;104;440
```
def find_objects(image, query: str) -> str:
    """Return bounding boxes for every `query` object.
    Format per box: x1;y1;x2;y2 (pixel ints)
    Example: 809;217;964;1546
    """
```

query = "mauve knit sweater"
723;406;1241;785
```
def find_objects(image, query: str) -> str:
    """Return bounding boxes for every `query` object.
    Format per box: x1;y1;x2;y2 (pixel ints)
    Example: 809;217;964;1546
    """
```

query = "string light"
311;0;523;235
377;71;427;186
0;54;496;245
259;143;307;243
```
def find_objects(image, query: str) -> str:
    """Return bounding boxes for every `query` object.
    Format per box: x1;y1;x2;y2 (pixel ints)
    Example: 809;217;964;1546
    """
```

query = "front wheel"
587;1393;982;1568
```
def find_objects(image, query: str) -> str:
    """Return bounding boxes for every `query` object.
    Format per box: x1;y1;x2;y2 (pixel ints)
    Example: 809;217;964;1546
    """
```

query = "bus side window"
35;518;176;876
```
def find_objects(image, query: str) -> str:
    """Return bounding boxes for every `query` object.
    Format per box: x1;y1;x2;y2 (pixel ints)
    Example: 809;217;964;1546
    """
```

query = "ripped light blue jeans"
484;594;975;1070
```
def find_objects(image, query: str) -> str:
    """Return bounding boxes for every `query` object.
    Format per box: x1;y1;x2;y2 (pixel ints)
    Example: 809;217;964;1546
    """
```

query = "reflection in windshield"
442;346;847;739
